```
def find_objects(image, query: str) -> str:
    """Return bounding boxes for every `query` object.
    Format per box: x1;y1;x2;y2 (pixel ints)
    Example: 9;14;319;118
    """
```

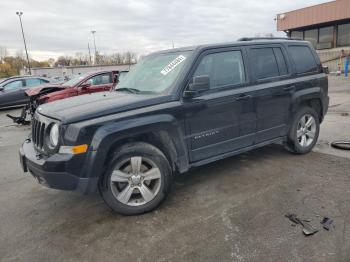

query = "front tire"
99;142;173;215
285;107;320;154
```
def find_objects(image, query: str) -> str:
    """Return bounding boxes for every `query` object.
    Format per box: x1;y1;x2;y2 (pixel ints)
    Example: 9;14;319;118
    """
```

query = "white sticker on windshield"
161;55;186;75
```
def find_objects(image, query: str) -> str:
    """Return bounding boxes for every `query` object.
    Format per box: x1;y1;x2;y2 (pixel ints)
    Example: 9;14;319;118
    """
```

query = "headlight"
49;123;59;148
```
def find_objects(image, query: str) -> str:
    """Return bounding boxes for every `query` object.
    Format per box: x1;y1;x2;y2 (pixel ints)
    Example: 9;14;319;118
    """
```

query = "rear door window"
25;78;42;87
288;46;318;74
40;79;49;84
250;48;280;79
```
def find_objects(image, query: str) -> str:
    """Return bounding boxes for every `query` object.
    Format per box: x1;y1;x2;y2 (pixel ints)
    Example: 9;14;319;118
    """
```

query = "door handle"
235;94;252;101
283;85;295;91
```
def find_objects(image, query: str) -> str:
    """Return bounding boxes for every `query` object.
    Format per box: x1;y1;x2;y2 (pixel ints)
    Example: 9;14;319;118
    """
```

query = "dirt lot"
0;76;350;262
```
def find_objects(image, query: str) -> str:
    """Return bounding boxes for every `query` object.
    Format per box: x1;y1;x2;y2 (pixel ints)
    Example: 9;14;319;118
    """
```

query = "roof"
151;39;309;55
277;0;350;31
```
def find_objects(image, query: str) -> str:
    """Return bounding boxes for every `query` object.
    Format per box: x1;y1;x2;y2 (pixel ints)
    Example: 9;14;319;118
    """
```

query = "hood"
37;91;171;124
25;84;66;96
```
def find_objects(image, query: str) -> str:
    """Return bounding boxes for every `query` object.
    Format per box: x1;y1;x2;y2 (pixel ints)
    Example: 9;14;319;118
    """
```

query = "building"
21;64;132;79
276;0;350;71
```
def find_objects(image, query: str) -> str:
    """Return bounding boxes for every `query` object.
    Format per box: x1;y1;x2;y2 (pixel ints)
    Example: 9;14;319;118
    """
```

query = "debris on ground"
331;141;350;150
321;217;334;230
285;213;319;236
6;113;30;125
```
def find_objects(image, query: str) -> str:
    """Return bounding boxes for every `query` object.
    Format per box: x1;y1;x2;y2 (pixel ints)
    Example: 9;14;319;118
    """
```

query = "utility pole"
88;43;92;65
172;40;175;49
16;11;31;75
91;30;97;64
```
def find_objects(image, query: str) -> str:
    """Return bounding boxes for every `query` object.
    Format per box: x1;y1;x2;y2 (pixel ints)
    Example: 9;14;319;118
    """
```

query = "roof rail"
237;37;303;41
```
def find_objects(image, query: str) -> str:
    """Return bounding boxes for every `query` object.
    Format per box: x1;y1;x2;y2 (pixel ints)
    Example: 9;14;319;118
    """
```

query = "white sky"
0;0;330;61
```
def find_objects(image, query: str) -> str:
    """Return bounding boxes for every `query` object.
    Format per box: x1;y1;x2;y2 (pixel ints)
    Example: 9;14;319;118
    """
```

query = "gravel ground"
0;76;349;262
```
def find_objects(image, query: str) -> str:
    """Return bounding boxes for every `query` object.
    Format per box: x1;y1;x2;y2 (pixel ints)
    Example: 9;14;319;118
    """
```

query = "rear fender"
290;87;326;120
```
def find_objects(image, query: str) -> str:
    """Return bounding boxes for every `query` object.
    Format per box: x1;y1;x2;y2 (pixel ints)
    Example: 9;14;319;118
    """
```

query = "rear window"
288;46;318;74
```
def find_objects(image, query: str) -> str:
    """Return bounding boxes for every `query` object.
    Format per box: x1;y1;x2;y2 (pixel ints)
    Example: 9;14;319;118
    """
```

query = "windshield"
117;51;191;94
61;73;90;87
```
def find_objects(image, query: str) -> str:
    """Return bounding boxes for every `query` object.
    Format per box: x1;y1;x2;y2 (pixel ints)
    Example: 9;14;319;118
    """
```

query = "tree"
3;56;26;75
55;56;72;67
31;60;50;68
0;63;17;78
47;58;55;67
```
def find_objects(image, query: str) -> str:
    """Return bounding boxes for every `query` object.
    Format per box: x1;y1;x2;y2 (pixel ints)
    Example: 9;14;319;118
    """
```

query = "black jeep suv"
20;38;329;215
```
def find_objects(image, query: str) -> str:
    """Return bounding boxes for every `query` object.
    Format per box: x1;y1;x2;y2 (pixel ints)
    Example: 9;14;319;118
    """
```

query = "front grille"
32;118;46;149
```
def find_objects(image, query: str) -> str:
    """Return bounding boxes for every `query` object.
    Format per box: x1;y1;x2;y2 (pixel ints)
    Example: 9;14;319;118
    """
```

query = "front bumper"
19;139;98;194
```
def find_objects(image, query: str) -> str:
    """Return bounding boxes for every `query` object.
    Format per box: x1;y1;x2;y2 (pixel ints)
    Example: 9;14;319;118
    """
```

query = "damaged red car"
8;70;127;124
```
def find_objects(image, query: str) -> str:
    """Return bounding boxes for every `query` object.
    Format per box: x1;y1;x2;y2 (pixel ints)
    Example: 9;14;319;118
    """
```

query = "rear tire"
99;142;173;215
285;107;320;154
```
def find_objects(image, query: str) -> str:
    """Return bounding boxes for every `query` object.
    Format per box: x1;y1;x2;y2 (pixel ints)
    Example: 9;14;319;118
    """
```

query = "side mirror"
80;82;91;89
184;75;210;97
0;87;4;92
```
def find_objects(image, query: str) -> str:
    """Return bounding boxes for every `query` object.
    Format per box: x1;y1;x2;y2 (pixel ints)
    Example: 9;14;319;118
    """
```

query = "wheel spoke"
117;185;134;204
111;170;130;182
305;117;315;128
139;184;154;202
301;135;307;147
297;129;303;138
143;168;161;181
306;130;315;139
130;157;142;173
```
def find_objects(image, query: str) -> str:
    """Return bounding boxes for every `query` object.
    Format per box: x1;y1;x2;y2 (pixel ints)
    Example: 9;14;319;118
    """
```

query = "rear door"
0;79;26;107
246;44;294;143
79;72;113;95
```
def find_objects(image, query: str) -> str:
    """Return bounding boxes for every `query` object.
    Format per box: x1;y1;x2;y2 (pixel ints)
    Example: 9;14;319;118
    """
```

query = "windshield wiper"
115;87;140;94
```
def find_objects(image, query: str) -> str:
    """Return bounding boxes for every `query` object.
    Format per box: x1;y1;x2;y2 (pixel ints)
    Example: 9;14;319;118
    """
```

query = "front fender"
81;114;188;181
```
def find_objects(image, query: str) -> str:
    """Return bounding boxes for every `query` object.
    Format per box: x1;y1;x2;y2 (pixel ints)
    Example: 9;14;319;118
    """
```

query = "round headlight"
49;123;59;147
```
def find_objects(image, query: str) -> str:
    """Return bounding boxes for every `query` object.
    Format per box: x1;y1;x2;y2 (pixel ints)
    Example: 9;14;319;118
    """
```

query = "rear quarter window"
288;45;318;74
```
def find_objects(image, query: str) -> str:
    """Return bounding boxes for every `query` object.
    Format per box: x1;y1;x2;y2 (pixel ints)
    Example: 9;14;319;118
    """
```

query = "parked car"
26;70;120;103
7;70;125;124
20;38;329;215
0;76;53;109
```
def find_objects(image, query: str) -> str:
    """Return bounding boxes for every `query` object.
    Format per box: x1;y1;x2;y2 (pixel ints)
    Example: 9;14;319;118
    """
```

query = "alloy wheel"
297;114;317;148
110;156;162;206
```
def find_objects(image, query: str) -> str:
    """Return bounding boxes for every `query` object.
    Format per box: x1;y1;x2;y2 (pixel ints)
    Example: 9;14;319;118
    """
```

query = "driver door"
184;48;256;162
79;73;113;95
